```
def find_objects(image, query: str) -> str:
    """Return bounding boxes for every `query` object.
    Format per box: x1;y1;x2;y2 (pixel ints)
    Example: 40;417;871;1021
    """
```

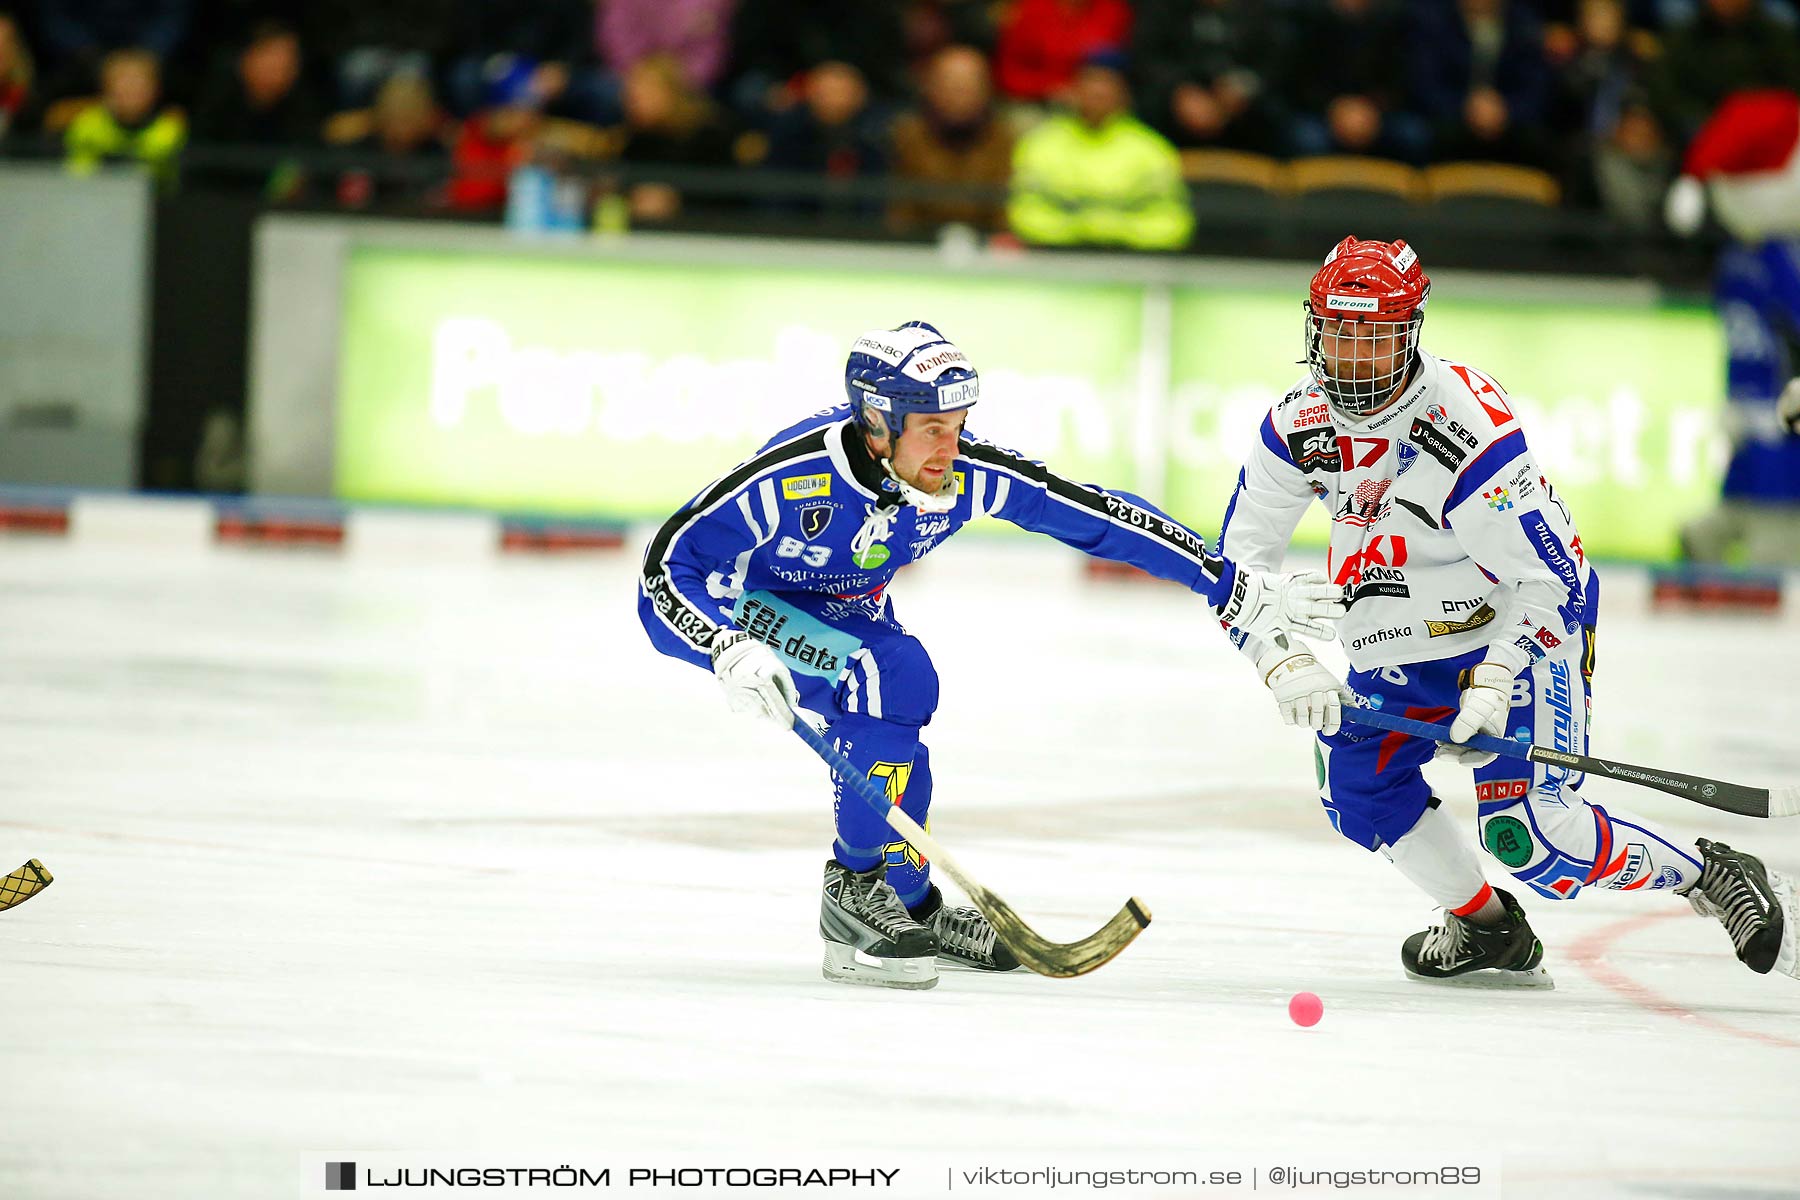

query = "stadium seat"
1287;155;1426;239
1424;162;1562;206
1288;155;1426;203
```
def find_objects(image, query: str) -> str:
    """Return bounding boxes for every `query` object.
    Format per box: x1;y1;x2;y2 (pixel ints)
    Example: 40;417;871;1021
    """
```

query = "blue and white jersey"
1220;350;1598;675
639;403;1235;667
1717;238;1800;503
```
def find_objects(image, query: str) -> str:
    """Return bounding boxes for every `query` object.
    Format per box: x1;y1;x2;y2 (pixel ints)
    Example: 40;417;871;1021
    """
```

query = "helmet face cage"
1304;303;1423;419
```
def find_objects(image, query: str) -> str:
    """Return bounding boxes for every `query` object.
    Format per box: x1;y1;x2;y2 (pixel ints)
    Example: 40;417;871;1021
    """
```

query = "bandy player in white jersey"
1220;235;1798;986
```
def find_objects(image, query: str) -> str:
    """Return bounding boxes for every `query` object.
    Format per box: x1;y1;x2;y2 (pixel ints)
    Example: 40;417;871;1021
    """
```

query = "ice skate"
1401;887;1554;988
1687;839;1799;979
909;886;1021;972
819;860;938;989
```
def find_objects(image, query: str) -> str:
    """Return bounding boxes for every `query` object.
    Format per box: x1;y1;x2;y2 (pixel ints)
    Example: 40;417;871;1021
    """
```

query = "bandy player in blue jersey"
639;321;1346;989
1219;237;1798;986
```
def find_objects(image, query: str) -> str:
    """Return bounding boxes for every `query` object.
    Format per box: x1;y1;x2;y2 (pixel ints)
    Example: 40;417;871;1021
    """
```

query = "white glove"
1219;568;1347;646
1780;377;1800;437
1442;661;1512;767
1258;644;1349;735
709;629;798;729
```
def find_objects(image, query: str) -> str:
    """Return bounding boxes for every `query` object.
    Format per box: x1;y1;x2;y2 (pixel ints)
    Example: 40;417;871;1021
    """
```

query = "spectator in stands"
302;0;455;109
1593;89;1673;232
1547;0;1647;141
1410;0;1553;167
902;1;1000;71
34;0;192;100
448;0;612;124
325;72;448;209
616;54;737;223
1284;0;1426;162
1545;0;1668;226
1648;0;1800;146
1130;0;1284;155
0;10;35;140
889;43;1013;233
64;47;185;186
191;19;319;145
1008;51;1193;250
727;0;908;120
598;0;736;96
765;61;889;212
994;0;1131;106
446;55;545;212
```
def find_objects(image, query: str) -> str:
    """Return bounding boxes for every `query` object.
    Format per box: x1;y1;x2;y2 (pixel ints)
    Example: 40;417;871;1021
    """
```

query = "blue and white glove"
710;629;798;729
1219;568;1347;646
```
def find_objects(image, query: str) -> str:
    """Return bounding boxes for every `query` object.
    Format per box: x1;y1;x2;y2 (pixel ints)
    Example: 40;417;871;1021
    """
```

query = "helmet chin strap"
880;457;958;513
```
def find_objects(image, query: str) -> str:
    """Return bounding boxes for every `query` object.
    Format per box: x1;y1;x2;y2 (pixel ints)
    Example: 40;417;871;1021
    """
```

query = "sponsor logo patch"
782;474;832;500
1424;603;1497;637
1483;486;1514;512
1325;293;1380;312
1287;427;1342;473
1407;419;1467;471
1349;625;1411;652
1484;815;1536;868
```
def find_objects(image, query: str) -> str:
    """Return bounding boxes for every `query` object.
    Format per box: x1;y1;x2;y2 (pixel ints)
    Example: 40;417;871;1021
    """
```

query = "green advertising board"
336;243;1724;561
337;247;1142;519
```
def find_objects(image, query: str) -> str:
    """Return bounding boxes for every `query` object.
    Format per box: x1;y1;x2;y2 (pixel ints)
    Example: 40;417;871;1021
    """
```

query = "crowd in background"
0;0;1797;248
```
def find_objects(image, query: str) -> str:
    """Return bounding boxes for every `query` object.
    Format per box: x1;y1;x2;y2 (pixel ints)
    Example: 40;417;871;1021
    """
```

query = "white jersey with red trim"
1219;349;1597;675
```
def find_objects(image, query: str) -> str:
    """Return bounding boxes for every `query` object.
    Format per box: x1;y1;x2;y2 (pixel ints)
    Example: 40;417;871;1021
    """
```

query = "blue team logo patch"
1396;441;1419;477
800;504;833;540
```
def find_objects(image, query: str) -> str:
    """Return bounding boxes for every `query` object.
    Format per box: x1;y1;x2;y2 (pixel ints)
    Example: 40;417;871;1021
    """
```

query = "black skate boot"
1687;839;1798;979
819;860;938;989
1401;888;1553;988
909;886;1021;972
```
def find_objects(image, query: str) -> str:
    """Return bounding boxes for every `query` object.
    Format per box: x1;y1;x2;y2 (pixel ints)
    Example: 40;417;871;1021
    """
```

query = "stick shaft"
1341;706;1777;819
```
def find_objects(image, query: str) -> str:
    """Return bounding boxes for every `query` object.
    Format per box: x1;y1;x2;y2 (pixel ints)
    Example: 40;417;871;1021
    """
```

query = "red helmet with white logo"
1304;236;1431;418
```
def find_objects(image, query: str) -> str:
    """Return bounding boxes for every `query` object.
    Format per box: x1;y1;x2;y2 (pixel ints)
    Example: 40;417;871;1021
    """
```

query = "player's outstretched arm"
1781;377;1800;436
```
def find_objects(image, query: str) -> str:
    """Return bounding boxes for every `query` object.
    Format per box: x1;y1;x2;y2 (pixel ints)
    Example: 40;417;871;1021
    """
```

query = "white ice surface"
2;535;1797;1199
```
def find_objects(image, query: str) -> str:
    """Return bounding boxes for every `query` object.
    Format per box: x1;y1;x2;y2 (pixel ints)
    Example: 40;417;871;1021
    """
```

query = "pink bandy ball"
1288;991;1324;1027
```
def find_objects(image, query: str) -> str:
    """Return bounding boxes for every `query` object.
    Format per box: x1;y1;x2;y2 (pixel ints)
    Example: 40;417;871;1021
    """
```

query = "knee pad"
1477;799;1599;900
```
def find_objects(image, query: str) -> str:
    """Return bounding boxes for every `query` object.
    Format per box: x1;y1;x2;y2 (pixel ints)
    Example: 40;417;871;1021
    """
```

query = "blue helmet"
843;321;979;440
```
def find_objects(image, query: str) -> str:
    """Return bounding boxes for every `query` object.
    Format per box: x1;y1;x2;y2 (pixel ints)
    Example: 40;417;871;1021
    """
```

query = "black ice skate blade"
1403;964;1556;990
934;954;1025;974
822;943;939;990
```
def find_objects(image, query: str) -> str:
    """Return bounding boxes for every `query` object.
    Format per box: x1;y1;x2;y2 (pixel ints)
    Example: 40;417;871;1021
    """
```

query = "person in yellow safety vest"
64;48;187;189
1007;50;1193;251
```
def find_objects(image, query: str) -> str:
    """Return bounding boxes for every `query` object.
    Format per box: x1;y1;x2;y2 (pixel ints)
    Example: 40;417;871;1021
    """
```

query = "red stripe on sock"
1450;882;1495;917
1585;806;1614;885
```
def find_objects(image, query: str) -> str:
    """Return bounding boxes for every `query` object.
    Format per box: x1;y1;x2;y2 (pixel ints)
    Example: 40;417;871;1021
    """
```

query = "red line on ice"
1565;909;1800;1051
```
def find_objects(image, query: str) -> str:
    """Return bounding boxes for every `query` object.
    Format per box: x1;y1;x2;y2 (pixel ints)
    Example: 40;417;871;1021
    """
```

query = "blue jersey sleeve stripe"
1443;429;1527;518
1261;412;1295;466
1218;467;1248;546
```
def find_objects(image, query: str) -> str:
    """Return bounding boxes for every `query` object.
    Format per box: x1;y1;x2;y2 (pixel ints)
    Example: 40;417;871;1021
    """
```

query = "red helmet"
1304;237;1431;417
